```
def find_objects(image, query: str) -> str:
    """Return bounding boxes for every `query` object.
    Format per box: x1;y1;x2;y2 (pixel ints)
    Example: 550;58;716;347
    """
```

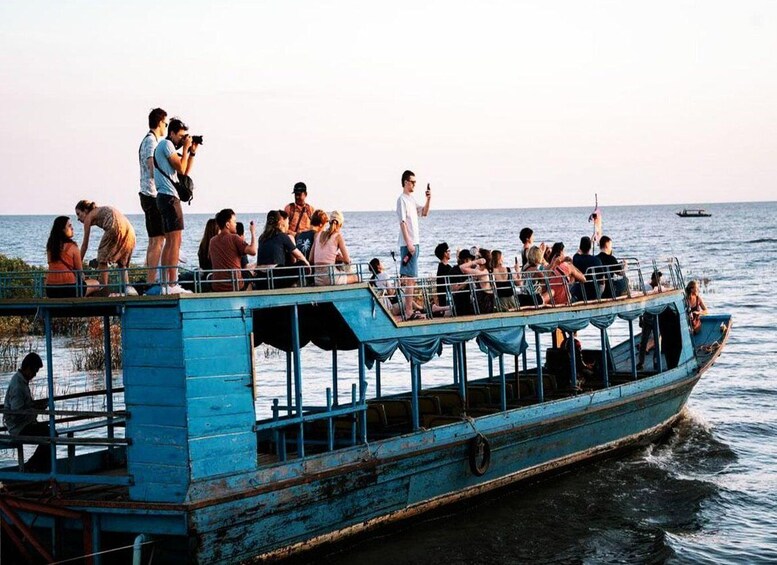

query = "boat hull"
188;369;701;563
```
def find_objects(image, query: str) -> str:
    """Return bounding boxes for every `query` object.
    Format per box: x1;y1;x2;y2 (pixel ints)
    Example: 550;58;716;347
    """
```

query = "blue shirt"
153;139;178;197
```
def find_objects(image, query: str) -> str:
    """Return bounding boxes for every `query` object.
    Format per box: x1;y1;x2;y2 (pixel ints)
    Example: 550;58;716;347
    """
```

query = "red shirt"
209;232;249;292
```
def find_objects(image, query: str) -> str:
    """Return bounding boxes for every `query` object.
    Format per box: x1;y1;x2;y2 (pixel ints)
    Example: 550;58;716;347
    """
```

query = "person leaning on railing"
310;211;359;287
2;353;52;473
521;245;551;305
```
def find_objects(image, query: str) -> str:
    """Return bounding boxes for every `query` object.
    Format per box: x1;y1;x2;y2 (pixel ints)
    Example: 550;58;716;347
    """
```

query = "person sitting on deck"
209;209;257;292
686;280;708;334
255;210;310;289
547;242;586;305
295;210;329;262
45;216;99;298
447;249;486;316
637;271;664;370
197;218;219;271
310;211;359;286
2;353;51;473
519;227;546;268
572;236;602;300
596;235;627;298
369;258;400;316
434;242;453;307
490;250;520;312
75;200;137;295
558;332;594;389
521;245;551;305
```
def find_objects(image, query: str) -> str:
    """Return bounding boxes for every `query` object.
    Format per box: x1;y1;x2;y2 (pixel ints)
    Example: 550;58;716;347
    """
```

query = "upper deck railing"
0;257;684;320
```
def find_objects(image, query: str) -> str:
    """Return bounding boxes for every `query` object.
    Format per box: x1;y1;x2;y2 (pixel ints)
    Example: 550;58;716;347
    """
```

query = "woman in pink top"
310;211;359;286
547;242;586;305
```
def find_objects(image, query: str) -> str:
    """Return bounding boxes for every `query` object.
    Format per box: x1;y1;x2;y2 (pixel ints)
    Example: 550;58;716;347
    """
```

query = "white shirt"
138;132;158;196
396;192;421;247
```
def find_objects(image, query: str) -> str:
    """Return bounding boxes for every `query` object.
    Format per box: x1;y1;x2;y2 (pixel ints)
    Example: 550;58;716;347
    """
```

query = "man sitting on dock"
2;353;51;472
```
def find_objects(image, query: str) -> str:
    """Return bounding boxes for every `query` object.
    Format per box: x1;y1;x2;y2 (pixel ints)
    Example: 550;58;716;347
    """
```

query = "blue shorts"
399;245;419;277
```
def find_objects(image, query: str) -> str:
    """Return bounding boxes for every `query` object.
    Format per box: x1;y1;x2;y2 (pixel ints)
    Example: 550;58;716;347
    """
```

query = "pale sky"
0;1;775;215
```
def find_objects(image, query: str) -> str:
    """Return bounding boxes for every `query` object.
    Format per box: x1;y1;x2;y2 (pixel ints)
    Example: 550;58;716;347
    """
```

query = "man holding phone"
396;169;431;319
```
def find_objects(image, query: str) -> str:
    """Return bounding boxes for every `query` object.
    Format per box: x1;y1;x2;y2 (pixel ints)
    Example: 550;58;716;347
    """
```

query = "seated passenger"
490;250;520;312
45;216;98;297
596;235;627;298
559;332;594;388
446;250;487;316
295;210;329;262
547;242;586;305
208;209;257;292
256;210;310;289
310;211;359;286
474;248;494;314
2;353;51;472
686;280;707;334
369;258;401;316
434;242;453;307
521;245;551;305
519;227;546;268
197;218;219;271
572;236;602;299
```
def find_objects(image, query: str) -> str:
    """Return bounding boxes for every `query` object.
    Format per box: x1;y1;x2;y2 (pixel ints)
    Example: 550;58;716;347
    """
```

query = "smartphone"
425;183;431;197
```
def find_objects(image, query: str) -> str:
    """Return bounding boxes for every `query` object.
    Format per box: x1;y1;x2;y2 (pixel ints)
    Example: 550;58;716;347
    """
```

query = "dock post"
103;315;115;458
358;344;367;443
488;355;494;381
285;351;293;417
600;327;609;387
410;362;420;430
498;354;506;411
653;317;663;372
44;309;57;476
452;344;459;386
332;348;339;406
326;389;334;452
628;319;637;379
568;332;578;390
534;331;544;402
375;361;382;398
290;305;304;458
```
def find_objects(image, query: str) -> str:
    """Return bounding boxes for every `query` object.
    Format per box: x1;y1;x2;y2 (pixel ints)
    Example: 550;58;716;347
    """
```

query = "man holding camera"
138;108;167;287
150;118;200;295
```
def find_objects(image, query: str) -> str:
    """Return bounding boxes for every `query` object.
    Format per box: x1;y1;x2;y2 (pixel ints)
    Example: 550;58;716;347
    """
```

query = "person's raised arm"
420;184;431;217
244;221;258;256
167;136;194;175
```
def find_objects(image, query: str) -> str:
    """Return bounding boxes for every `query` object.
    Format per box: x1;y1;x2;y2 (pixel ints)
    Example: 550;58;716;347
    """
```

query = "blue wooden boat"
0;258;731;563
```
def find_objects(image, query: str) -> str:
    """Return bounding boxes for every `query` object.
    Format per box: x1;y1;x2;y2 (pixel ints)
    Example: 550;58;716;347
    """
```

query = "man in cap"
284;182;315;237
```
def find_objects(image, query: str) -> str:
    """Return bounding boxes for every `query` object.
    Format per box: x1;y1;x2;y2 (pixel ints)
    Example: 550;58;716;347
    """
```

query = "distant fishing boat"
0;259;731;563
676;208;712;217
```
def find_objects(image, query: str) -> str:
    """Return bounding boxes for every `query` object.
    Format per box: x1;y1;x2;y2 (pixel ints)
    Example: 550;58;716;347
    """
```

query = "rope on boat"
696;341;721;355
50;539;155;564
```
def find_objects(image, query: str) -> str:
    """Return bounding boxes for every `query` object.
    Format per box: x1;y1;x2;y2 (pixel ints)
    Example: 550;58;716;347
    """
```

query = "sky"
0;1;775;215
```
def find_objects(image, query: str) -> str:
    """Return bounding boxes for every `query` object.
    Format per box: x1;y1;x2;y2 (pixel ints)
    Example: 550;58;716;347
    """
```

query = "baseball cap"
292;182;307;194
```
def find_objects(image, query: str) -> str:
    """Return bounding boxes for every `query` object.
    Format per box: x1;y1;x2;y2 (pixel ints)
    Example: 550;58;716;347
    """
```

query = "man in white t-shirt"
396;169;431;319
138;108;167;286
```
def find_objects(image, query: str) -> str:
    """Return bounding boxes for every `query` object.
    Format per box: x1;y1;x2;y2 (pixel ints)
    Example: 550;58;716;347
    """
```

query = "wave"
744;238;777;244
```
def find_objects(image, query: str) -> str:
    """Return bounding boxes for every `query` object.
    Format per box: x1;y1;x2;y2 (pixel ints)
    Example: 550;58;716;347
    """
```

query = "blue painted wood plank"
123;349;184;369
188;431;256;460
183;335;250;359
128;406;188;427
131;424;189;446
190;448;256;480
129;462;189;484
122;366;185;387
186;393;255;419
129;443;189;466
188;414;255;438
124;328;183;350
124;385;185;406
185;356;250;378
123;306;181;329
129;481;188;503
186;375;250;398
181;317;248;339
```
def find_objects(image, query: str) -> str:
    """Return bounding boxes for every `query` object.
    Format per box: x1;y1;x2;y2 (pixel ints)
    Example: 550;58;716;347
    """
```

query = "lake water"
1;201;775;563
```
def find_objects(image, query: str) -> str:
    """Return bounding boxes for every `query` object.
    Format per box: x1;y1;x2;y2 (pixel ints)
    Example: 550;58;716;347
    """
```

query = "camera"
191;135;204;145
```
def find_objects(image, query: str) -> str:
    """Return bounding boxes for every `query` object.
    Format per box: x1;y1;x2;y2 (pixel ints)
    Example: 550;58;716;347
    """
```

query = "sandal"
408;311;427;321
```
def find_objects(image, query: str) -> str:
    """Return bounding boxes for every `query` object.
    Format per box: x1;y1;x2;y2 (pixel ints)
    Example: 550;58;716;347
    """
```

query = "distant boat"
676;208;712;217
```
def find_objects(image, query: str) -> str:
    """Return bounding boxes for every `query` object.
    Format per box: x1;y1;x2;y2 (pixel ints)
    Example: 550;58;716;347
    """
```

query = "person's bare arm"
399;221;415;255
168;136;194;175
336;233;351;264
146;156;154;181
80;215;92;260
244;221;258;256
420;184;431;217
70;244;84;271
291;248;309;265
